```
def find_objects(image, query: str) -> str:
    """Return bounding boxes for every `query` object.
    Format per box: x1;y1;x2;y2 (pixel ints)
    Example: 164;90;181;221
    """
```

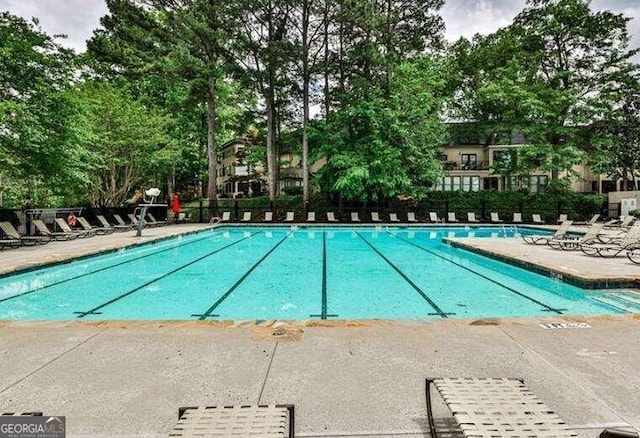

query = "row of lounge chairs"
168;377;596;438
0;213;176;250
216;211;566;224
523;219;640;263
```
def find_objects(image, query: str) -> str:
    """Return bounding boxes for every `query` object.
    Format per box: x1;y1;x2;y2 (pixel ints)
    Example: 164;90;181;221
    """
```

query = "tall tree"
453;0;639;188
89;0;242;210
0;12;82;205
234;0;296;201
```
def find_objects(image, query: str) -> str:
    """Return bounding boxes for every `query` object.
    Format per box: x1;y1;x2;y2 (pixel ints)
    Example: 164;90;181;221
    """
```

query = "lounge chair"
532;214;545;224
221;211;231;222
522;220;573;245
55;218;94;238
574;213;600;226
407;212;418;223
580;224;640;257
0;221;50;246
447;212;459;223
264;212;273;222
171;405;294;437
490;212;503;223
78;216;115;234
426;377;576;438
604;215;634;229
466;212;480;223
285;212;295;222
548;223;604;250
33;219;78;241
127;213;146;228
389;213;400;222
512;212;523;223
97;215;131;232
351;212;361;222
371;212;381;222
147;213;170;227
113;214;134;228
557;214;569;224
240;212;252;222
327;212;339;222
0;237;21;249
429;212;442;223
307;212;315;222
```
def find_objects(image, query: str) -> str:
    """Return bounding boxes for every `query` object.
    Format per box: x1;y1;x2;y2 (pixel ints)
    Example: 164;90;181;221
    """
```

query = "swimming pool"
0;226;638;321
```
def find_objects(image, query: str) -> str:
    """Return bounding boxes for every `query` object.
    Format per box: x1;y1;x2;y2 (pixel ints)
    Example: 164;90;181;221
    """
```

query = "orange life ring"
67;213;77;227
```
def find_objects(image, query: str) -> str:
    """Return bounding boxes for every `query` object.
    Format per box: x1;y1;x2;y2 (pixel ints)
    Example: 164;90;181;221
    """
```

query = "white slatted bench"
170;405;294;437
426;378;577;438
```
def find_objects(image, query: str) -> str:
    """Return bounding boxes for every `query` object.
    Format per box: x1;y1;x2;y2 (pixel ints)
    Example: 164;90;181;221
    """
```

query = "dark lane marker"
310;231;337;319
0;229;227;304
74;233;257;318
192;231;294;320
355;232;452;318
388;231;565;314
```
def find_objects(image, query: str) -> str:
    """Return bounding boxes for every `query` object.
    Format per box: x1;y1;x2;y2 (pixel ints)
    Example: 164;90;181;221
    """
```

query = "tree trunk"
265;88;278;201
206;76;219;212
323;0;330;120
302;0;311;205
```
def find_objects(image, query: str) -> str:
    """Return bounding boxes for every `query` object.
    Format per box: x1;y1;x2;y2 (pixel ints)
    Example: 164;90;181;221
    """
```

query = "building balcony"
443;161;490;171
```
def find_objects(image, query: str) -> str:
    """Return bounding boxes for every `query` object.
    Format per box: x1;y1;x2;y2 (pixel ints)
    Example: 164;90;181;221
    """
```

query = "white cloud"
0;0;108;52
441;0;526;42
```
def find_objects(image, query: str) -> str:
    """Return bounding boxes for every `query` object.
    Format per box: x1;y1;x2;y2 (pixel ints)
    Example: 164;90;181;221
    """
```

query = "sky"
1;0;640;56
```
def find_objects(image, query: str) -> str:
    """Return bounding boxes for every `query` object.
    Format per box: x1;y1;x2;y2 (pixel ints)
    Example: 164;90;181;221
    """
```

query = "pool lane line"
310;231;337;320
73;232;257;318
387;231;565;314
192;230;295;320
355;232;453;318
0;229;230;304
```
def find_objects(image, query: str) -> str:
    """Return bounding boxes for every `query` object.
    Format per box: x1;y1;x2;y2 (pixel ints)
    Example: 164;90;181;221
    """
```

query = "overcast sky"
2;0;639;57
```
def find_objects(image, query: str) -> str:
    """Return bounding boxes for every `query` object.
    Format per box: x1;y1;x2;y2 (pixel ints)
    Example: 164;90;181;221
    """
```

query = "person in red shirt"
171;192;181;222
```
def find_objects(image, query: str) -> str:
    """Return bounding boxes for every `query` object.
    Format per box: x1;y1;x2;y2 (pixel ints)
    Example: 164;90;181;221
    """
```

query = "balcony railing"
443;161;489;171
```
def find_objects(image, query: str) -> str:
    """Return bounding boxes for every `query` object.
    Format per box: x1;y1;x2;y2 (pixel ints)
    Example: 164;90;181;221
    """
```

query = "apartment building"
437;124;610;194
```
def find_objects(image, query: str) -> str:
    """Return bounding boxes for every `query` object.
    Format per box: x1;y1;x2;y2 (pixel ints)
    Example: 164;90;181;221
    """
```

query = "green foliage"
320;59;446;202
282;186;303;195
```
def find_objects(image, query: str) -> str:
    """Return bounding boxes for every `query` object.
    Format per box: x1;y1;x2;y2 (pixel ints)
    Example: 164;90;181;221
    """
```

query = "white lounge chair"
327;212;339;222
447;212;459;223
221;211;231;222
307;212;315;222
371;212;381;222
407;212;418;223
389;213;400;222
0;221;50;245
426;378;577;438
285;212;295;222
240;212;252;222
532;213;545;224
351;212;361;222
557;214;568;224
467;212;480;223
264;212;273;222
171;405;294;438
429;212;442;223
522;220;573;245
512;212;522;223
490;212;503;223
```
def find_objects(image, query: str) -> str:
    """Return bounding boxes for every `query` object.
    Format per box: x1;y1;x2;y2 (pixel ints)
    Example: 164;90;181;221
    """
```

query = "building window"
522;175;548;194
440;176;480;192
461;154;477;170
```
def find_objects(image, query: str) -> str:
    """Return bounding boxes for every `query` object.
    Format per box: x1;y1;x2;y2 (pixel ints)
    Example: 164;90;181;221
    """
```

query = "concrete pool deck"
1;223;640;437
1;317;639;437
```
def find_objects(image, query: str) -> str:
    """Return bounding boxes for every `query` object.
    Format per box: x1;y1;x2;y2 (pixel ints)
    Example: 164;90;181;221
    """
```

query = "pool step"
592;292;640;313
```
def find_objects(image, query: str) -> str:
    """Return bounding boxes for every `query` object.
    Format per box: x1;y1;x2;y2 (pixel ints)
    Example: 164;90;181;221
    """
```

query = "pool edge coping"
444;237;640;289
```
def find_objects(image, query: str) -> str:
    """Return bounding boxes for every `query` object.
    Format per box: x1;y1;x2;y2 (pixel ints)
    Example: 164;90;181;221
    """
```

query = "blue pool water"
0;226;638;321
